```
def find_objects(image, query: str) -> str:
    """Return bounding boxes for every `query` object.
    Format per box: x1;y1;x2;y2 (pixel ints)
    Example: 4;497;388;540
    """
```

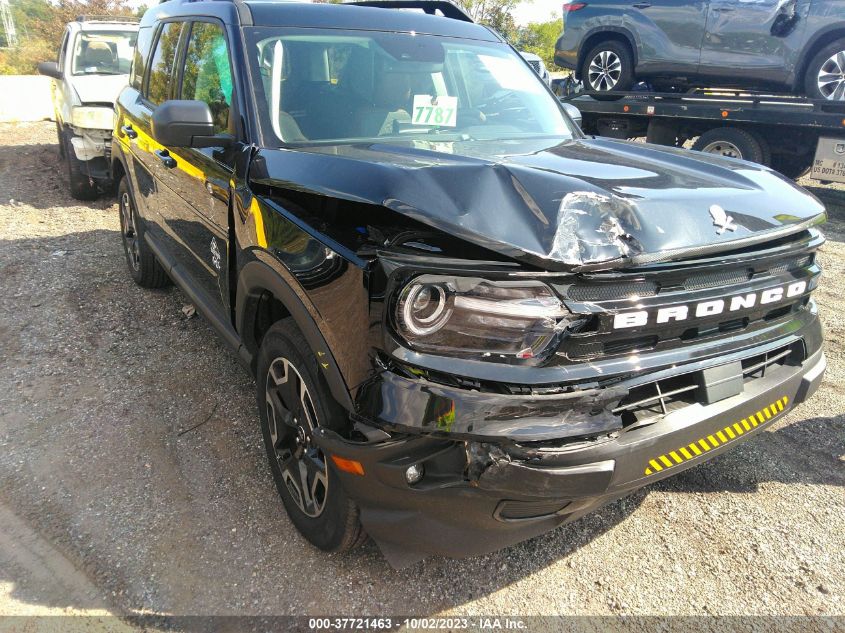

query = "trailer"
566;90;845;181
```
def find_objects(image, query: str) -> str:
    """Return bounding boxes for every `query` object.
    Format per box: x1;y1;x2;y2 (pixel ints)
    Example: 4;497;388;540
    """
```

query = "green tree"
513;19;561;69
460;0;520;40
1;0;134;74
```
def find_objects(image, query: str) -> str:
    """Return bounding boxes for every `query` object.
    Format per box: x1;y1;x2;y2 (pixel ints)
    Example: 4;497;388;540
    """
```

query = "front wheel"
62;131;99;201
581;41;635;98
257;319;366;552
804;39;845;101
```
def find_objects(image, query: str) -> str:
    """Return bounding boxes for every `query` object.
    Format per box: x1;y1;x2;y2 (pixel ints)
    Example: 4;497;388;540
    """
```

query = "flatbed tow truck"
566;89;845;182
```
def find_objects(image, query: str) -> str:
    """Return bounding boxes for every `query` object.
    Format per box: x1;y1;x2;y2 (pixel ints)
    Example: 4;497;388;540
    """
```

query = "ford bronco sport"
113;0;827;567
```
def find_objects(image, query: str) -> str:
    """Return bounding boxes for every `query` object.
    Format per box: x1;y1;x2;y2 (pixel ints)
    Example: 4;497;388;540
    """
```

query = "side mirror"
151;100;228;148
37;61;62;80
562;102;583;130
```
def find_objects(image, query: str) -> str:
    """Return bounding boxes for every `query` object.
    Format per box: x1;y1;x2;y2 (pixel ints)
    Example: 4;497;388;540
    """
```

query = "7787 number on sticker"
412;95;458;127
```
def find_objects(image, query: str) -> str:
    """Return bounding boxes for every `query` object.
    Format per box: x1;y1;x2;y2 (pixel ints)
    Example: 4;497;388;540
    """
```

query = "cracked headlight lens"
395;275;574;361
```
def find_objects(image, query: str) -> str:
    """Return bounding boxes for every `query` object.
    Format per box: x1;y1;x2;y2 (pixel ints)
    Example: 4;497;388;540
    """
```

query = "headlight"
394;275;578;362
71;106;114;130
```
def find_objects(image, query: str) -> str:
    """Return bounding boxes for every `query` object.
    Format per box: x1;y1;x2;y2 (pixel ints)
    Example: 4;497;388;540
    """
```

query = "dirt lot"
0;121;843;623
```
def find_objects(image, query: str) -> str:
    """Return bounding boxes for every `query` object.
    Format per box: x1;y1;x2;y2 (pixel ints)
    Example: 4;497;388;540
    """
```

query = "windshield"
72;30;136;76
245;27;576;146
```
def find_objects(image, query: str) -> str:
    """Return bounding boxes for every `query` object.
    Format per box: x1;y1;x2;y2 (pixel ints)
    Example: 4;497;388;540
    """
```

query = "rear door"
115;20;185;225
699;0;809;86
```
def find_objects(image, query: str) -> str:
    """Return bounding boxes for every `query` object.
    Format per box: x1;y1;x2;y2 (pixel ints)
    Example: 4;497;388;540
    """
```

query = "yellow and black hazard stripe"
644;396;789;476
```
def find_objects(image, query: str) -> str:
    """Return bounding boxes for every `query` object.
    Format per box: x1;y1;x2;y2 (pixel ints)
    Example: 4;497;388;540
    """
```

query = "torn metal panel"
249;136;825;272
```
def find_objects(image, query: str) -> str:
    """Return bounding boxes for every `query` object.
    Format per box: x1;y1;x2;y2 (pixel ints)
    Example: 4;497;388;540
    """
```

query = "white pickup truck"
38;17;138;200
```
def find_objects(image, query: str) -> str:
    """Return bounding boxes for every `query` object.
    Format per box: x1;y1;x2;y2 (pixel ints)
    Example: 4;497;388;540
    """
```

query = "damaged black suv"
113;0;827;567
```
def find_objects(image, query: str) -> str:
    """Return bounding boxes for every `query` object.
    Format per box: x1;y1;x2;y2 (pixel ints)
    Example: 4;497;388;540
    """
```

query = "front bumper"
316;345;825;567
69;130;111;164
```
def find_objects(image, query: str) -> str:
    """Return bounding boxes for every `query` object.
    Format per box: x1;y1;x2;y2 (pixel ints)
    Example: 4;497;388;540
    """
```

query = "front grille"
567;281;658;301
527;59;541;72
613;342;803;427
683;268;752;291
555;238;821;364
562;253;814;305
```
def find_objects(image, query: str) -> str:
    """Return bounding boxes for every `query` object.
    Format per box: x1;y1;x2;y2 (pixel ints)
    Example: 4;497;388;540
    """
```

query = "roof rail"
350;1;474;23
75;14;139;23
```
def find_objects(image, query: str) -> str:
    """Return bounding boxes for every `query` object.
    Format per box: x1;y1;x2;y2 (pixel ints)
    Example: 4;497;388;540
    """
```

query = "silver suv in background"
554;0;845;100
38;17;138;199
520;51;551;85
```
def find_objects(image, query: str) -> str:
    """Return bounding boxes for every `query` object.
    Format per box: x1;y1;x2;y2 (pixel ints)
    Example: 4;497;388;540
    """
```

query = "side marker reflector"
331;455;365;476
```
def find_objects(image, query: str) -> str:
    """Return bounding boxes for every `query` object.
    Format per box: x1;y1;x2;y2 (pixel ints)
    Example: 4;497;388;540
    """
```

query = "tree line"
0;0;560;75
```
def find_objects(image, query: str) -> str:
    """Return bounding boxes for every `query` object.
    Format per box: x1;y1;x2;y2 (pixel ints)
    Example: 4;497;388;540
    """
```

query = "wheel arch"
110;148;127;185
793;25;845;92
236;256;354;412
576;28;638;80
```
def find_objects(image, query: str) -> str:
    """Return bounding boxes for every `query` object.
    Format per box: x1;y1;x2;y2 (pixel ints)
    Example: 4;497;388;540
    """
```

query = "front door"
632;0;709;76
156;19;237;317
699;0;809;87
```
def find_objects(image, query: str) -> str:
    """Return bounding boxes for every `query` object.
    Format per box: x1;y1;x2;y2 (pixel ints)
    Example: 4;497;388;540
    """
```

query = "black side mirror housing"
151;100;230;148
37;61;62;80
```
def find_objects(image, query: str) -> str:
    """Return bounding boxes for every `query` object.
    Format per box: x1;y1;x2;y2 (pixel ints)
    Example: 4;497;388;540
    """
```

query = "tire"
256;319;366;553
62;131;99;201
804;38;845;101
581;40;635;98
56;122;65;158
691;127;766;165
117;176;170;289
771;153;812;180
746;129;772;167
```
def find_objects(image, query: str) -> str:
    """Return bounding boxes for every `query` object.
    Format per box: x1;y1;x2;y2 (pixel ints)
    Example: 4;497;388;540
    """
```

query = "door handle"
155;149;176;169
632;2;651;8
120;124;137;139
714;4;734;10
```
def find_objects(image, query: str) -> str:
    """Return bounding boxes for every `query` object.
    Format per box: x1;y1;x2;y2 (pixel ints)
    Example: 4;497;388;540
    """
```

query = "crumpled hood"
249;137;826;270
71;74;128;105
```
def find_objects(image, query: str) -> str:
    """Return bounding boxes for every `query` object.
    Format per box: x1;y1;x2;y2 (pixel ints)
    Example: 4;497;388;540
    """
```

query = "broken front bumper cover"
314;346;825;567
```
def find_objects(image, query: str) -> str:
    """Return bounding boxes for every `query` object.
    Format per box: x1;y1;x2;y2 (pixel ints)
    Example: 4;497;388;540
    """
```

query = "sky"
125;0;562;25
512;0;561;26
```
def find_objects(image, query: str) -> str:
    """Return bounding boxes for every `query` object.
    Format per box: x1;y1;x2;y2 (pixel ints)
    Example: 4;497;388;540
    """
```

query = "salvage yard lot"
0;121;843;619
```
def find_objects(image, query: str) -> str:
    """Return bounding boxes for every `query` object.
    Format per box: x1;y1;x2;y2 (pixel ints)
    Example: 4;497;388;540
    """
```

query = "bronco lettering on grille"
613;280;808;330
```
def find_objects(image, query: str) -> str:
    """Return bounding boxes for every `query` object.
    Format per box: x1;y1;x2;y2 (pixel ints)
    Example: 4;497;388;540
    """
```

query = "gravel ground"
0;121;843;624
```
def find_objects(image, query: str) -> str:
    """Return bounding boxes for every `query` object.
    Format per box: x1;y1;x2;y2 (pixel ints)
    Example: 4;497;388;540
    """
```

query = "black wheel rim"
265;356;328;518
120;192;140;271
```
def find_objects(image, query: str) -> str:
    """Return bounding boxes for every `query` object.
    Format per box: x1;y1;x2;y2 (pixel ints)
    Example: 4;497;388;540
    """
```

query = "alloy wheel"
265;356;328;518
120;191;140;271
817;51;845;100
588;50;622;91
